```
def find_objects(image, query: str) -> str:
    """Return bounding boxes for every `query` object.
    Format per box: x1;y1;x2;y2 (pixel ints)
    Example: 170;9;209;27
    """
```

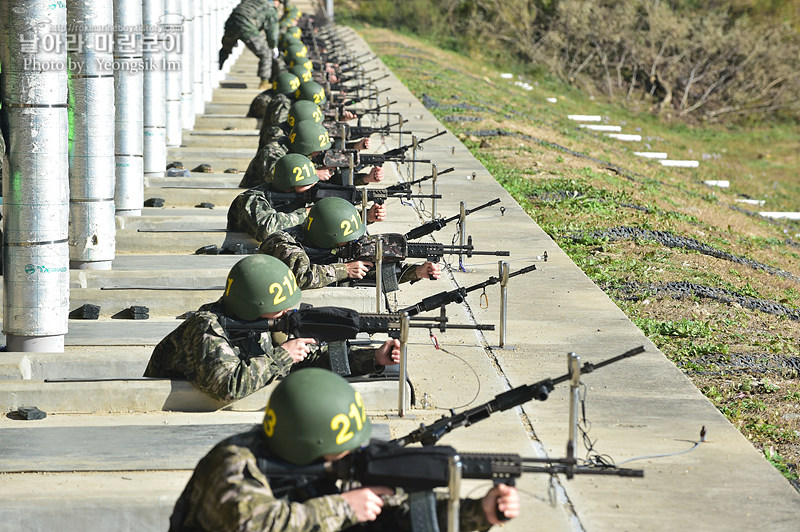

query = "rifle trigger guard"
480;288;489;309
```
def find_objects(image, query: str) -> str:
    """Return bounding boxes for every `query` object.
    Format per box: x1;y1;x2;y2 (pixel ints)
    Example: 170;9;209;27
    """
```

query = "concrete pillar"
142;0;166;177
114;0;145;216
180;0;196;130
164;0;182;147
67;0;117;271
0;1;70;352
202;0;213;102
192;1;205;115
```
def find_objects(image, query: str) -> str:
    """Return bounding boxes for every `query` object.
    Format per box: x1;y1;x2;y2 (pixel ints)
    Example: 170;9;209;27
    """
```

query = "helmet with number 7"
288;120;331;155
222;255;302;320
263;368;372;465
303;197;366;248
271;153;318;191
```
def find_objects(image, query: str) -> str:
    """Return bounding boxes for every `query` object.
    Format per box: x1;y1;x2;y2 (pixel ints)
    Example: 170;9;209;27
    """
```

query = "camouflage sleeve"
397;262;424;285
144;312;295;402
259;232;349;290
240;141;288;188
263;7;279;49
346;344;380;376
228;189;307;242
183;441;359;532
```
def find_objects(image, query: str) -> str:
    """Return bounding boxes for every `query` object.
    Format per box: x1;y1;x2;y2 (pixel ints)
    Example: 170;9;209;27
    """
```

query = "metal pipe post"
164;0;183;147
142;0;167;177
67;0;117;271
498;261;510;347
431;163;438;219
0;1;70;351
114;0;144;216
447;454;462;532
398;312;409;416
458;201;466;265
375;239;383;312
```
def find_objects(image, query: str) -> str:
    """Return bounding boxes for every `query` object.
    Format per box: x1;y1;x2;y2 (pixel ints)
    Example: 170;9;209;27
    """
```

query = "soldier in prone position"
259;197;440;290
228;153;386;242
219;0;281;90
168;368;520;531
143;255;399;403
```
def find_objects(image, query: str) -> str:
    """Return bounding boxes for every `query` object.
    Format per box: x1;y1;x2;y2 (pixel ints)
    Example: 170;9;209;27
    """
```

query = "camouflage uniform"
240;135;289;188
227;183;308;242
143;299;381;402
259;227;421;290
169;426;495;532
247;89;274;119
259;93;292;149
221;0;279;80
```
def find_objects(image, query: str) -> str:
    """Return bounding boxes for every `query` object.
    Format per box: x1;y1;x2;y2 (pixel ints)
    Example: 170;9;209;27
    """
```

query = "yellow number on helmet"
263;407;277;437
269;282;287;306
331;413;354;445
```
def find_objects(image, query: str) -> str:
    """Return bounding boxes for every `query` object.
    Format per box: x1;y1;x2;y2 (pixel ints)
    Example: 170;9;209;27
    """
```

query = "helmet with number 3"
287;100;323;129
263;368;372;465
304;197;366;248
222;255;302;320
288;120;331;155
271;153;318;191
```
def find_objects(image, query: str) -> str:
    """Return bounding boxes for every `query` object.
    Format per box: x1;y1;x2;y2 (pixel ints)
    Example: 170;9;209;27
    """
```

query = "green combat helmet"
289;63;313;84
304;197;365;248
271;153;318;191
288;120;331;155
273;72;301;96
263;368;371;465
279;33;303;53
289;57;313;72
285;25;302;41
284;43;308;62
222;255;301;320
287;100;323;129
294;80;327;106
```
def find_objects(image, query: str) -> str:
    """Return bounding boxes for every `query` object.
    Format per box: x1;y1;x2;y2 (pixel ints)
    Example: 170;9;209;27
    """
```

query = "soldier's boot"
219;48;229;70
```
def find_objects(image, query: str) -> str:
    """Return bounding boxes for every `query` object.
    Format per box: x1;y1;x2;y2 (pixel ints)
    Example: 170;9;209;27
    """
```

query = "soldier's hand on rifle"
353;137;372;151
375;339;401;366
316;167;332;181
281;338;317;363
340;486;394;522
346;260;373;279
341;109;356;120
367;203;386;223
363;167;383;183
481;484;520;524
415;261;441;281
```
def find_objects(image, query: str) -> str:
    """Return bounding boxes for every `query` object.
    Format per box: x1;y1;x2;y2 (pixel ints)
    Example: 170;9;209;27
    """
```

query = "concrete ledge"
141;186;242;208
115;229;257;254
0;377;407;413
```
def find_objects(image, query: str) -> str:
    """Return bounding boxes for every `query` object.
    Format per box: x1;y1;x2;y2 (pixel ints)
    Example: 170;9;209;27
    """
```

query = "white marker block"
759;212;800;220
704;180;729;188
501;73;513;79
634;152;668;159
546;97;558;103
606;133;641;141
579;124;622;132
568;114;601;121
735;198;766;206
659;160;700;168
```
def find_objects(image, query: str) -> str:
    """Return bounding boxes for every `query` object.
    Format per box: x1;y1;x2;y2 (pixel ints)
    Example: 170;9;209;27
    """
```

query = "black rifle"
393;346;646;446
332;87;390;109
316;150;432;169
262;179;443;212
323;119;408;140
216;305;493;342
261;439;642;500
334;233;509;264
332;74;391;95
405;198;502;241
399;263;538;316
